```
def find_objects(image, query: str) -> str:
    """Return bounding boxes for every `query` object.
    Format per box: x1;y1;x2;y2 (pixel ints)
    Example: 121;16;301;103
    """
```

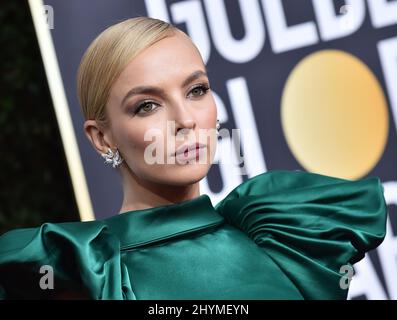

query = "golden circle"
281;50;389;180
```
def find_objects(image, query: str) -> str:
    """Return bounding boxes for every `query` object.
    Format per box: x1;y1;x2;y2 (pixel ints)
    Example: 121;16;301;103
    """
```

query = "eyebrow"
120;70;208;107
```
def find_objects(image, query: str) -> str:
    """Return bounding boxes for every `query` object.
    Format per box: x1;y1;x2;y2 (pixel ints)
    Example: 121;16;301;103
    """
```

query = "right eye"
135;101;159;115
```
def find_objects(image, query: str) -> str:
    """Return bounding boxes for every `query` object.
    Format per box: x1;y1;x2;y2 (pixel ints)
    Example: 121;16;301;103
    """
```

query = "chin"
157;164;209;185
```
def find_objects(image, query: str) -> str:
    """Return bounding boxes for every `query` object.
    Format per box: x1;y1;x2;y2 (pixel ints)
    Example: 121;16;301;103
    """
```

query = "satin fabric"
0;170;387;299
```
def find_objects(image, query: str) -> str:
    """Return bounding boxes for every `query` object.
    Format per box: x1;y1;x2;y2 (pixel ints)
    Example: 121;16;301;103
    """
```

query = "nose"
171;100;196;137
176;119;195;137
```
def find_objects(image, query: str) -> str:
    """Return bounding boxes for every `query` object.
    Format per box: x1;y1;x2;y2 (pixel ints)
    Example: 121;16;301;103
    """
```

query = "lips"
174;142;206;156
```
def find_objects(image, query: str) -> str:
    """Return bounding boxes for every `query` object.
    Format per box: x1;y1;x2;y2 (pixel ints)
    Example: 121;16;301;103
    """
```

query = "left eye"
188;85;210;97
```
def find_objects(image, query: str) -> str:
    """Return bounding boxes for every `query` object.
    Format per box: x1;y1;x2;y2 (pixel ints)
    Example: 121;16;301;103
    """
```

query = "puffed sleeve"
214;170;388;299
0;220;129;299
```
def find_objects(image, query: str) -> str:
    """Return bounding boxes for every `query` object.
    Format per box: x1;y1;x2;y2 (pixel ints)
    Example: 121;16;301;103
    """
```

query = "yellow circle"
281;50;389;180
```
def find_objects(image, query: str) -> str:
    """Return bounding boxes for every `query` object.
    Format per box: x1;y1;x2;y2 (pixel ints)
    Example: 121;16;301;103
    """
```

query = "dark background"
0;1;79;235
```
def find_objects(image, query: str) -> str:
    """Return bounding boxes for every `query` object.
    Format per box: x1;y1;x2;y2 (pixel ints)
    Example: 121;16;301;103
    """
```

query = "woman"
0;17;387;300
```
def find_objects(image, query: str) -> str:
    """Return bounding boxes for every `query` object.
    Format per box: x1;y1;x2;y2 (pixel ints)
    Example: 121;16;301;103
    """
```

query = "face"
103;31;217;186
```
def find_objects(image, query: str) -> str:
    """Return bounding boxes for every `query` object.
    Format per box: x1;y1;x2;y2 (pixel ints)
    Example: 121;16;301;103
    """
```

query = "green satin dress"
0;170;387;300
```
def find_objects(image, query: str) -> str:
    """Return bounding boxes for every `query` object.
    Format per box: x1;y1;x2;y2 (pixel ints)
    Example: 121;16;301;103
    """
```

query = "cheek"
119;121;167;160
199;97;217;128
116;122;148;153
194;99;218;158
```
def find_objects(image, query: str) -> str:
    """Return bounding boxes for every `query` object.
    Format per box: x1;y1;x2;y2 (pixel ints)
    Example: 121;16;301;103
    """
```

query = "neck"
117;165;200;214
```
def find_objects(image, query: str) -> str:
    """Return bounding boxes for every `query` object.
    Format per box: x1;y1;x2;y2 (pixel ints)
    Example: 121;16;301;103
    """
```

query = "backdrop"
30;0;397;300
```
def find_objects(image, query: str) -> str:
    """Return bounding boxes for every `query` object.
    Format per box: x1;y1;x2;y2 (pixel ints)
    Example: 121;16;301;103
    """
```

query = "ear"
84;120;114;155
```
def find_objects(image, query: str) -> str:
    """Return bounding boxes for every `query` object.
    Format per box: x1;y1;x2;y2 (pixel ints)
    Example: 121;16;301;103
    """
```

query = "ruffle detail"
214;170;387;299
0;221;134;299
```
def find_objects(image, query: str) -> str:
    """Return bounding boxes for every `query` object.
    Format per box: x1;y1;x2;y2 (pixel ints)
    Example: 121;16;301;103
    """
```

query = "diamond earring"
216;119;220;136
101;147;124;168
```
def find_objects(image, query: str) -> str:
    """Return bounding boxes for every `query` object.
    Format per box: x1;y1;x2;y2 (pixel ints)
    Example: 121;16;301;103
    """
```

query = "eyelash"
133;84;211;115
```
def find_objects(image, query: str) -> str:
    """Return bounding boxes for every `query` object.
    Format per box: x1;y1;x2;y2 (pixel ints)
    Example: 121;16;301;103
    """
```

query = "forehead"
116;32;205;87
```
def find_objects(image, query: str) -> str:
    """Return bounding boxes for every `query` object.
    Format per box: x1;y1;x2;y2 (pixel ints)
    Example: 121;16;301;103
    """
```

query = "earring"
101;147;124;168
216;119;220;136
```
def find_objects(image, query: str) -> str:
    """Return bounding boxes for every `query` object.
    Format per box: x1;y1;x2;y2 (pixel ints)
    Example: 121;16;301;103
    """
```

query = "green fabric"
0;170;387;300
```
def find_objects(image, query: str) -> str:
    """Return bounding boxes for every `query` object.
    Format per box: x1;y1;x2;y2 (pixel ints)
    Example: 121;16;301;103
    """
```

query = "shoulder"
0;219;106;254
0;219;122;299
214;169;387;299
215;169;385;220
217;169;383;200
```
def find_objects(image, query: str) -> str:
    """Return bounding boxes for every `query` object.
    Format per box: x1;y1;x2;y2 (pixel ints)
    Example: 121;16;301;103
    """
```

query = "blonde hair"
77;17;177;128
